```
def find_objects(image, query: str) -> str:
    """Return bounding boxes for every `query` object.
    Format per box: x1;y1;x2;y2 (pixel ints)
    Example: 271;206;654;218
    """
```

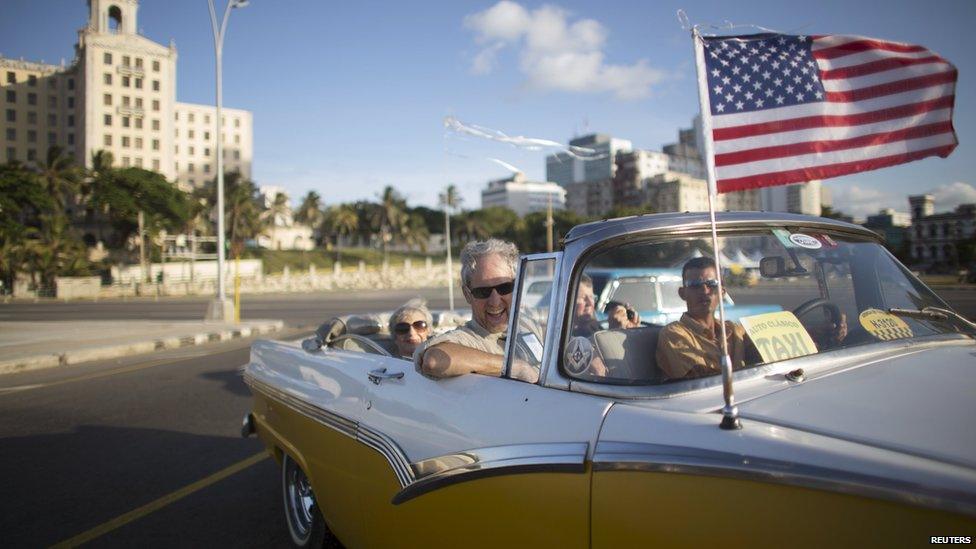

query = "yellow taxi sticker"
739;311;819;363
859;309;914;341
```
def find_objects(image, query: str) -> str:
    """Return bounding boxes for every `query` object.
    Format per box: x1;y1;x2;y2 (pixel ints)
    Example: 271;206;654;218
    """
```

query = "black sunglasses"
684;278;720;290
468;281;515;299
393;320;428;335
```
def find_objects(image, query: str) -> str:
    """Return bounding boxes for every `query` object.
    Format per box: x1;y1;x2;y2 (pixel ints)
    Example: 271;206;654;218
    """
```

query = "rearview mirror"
760;256;786;278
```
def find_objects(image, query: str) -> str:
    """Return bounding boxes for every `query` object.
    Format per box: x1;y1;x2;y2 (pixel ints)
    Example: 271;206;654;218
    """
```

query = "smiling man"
417;238;538;382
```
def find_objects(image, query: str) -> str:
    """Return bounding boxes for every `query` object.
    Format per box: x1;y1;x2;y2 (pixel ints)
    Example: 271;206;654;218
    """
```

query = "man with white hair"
416;238;538;383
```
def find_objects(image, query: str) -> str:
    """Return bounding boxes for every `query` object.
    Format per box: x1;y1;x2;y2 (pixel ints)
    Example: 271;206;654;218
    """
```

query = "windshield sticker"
772;228;795;248
859;309;914;341
564;336;594;375
740;311;819;363
788;233;823;249
814;234;839;248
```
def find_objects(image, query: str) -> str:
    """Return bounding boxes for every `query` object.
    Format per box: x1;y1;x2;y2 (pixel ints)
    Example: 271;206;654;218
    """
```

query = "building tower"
908;194;935;221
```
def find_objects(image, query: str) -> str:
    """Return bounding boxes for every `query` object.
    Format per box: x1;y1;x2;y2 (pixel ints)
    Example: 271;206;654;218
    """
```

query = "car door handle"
368;368;404;385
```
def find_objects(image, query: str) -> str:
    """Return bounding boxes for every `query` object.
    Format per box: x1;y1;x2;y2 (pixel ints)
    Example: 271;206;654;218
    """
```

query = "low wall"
55;276;102;299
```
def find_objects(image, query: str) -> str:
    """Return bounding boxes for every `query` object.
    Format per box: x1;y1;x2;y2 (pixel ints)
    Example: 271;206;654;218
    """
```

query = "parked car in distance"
244;212;976;547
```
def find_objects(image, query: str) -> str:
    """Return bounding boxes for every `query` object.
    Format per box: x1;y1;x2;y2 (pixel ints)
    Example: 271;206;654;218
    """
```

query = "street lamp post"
205;0;248;322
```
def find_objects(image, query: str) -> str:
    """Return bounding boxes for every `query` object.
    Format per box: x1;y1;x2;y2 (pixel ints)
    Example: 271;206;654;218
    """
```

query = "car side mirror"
760;256;786;278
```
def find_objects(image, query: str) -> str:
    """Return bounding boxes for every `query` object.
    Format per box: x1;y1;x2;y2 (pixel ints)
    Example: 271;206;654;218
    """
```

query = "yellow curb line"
51;451;269;548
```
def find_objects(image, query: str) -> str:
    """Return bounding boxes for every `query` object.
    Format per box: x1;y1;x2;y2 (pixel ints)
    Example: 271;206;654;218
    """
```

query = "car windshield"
564;227;967;385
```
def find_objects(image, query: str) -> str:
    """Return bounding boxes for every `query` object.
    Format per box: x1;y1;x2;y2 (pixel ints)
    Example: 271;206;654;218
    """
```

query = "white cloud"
464;1;668;100
827;184;900;219
927;181;976;211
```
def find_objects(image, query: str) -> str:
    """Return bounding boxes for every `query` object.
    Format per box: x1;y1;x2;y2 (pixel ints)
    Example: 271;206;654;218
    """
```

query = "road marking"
50;451;269;548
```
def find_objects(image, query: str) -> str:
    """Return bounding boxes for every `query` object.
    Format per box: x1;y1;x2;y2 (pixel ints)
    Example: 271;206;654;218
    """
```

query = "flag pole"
692;26;741;430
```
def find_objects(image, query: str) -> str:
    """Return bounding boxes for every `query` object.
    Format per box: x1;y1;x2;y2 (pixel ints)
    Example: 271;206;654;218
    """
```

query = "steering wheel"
792;297;841;323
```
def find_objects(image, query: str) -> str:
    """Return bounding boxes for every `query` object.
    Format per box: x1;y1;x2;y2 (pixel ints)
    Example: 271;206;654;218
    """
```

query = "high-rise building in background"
546;134;632;217
907;194;976;265
0;0;252;191
480;172;566;217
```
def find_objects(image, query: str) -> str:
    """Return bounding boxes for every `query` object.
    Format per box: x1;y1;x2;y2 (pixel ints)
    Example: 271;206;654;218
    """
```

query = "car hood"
737;341;976;469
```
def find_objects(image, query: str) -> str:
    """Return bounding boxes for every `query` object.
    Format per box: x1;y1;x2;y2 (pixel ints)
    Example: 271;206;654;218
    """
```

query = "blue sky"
2;0;974;218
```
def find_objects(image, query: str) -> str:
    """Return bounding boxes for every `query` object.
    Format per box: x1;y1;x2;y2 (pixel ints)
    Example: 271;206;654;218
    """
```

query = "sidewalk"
0;319;285;375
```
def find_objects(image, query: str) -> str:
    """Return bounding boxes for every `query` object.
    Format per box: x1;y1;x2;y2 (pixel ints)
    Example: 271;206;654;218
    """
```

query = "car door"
355;254;611;547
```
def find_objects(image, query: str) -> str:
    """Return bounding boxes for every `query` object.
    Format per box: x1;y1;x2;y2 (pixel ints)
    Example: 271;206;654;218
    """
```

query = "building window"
929;225;937;238
174;145;179;154
28;93;37;105
234;150;240;160
122;55;131;67
104;73;112;85
5;109;14;122
122;136;130;148
175;128;179;137
152;60;160;72
27;111;37;124
6;147;14;161
104;52;112;64
135;78;142;89
48;96;57;108
122;96;130;107
135;118;143;129
204;147;210;156
152;80;159;91
122;76;130;88
27;149;37;161
204;164;211;173
135;98;143;108
174;162;178;171
234;118;240;128
189;146;195;155
104;135;112;146
122;117;130;128
5;90;14;102
188;130;195;139
5;71;13;84
67;133;74;145
28;74;37;86
174;112;179;121
152;100;159;111
67;97;74;108
68;115;75;127
135;137;143;149
48;78;56;89
135;58;143;69
152;159;159;170
188;163;195;173
48;132;56;144
205;115;211;124
27;130;37;143
188;113;195;123
5;129;15;140
204;131;210;140
104;93;112;106
104;114;112;126
47;113;56;126
122;156;130;167
135;157;143;168
152;119;160;131
67;78;74;90
152;139;159;150
234;134;240;144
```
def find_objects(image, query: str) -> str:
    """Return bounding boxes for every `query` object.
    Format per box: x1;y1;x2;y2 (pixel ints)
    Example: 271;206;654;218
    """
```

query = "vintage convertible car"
243;212;976;547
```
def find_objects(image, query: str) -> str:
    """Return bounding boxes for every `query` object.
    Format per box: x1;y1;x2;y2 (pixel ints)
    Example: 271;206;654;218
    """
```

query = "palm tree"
223;172;265;258
372;186;407;258
401;213;430;253
260;191;290;250
325;204;359;262
439;184;463;310
294;190;325;244
37;146;83;212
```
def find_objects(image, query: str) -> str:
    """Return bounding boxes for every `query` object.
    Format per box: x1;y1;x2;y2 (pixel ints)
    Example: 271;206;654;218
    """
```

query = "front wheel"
282;453;328;548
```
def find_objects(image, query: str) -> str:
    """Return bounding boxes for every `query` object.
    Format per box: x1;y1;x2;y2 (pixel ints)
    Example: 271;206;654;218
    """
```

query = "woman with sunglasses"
389;299;433;359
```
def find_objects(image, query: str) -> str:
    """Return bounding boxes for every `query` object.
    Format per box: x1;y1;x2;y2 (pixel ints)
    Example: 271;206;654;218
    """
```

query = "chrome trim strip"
593;441;976;517
245;373;588;500
244;373;357;438
393;442;589;505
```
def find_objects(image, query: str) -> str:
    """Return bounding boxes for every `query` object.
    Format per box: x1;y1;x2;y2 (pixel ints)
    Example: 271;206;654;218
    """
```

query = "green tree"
0;161;52;291
518;209;585;253
223;173;265;257
36;145;83;211
261;191;290;250
400;212;430;253
324;204;359;260
372;186;407;257
295;190;325;242
88;167;190;247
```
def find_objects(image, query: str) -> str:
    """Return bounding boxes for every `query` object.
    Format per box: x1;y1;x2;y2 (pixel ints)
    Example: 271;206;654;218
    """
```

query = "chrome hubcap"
285;458;316;540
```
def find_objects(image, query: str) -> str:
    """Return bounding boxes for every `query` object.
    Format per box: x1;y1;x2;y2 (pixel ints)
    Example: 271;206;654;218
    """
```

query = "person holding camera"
605;301;641;330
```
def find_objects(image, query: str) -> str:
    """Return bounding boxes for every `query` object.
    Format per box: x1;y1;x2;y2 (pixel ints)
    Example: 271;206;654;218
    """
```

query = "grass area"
241;247;439;274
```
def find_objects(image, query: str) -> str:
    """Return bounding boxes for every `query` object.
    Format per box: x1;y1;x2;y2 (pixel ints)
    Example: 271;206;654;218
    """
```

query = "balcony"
116;64;145;77
116;105;145;118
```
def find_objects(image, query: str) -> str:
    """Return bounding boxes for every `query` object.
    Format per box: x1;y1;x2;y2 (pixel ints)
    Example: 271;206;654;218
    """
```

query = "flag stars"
795;92;804;101
713;85;723;94
716;103;726;112
732;83;742;93
786;84;795;94
762;71;772;79
752;63;761;72
745;91;754;100
774;78;783;87
722;76;731;85
711;68;721;77
804;83;813;91
725;93;734;102
815;90;824;99
735;100;745;110
731;66;741;75
755;99;764;108
776;95;785;104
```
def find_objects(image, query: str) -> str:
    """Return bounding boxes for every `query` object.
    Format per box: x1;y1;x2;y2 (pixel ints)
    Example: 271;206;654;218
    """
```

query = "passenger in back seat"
390;299;433;359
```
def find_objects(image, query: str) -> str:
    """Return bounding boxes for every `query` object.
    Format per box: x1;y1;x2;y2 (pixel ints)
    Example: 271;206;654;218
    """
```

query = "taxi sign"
859;309;914;341
740;311;819;363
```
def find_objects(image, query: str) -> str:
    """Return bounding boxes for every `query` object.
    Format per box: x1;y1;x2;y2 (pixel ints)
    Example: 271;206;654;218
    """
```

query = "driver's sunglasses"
393;320;428;335
684;279;720;290
468;281;515;299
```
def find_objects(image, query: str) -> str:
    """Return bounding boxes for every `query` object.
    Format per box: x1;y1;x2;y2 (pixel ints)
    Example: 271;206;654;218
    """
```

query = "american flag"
700;33;958;193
